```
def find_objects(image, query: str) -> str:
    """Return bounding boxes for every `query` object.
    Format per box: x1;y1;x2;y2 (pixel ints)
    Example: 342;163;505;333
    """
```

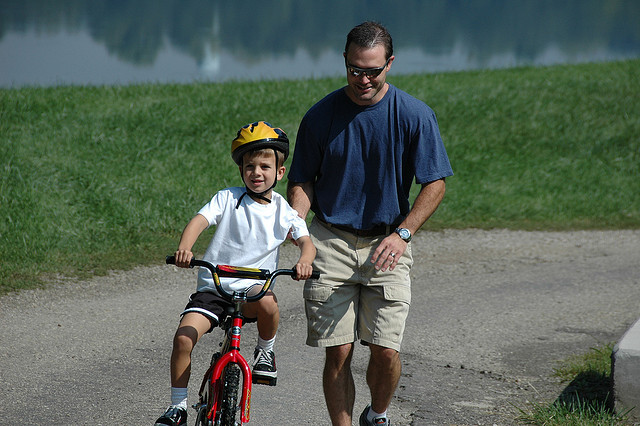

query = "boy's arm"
174;214;209;268
293;235;316;280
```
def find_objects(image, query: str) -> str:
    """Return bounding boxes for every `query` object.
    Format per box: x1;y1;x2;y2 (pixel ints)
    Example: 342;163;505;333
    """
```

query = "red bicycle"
165;256;319;426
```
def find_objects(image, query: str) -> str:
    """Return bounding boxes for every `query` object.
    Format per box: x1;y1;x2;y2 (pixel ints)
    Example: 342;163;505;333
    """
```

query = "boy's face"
240;151;285;198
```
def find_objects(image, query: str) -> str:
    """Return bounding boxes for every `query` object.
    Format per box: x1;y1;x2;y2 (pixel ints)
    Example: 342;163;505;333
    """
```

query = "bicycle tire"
195;352;221;426
215;363;241;426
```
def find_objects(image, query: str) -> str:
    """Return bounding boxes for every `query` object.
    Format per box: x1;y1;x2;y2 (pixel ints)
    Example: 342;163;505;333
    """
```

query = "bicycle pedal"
252;376;277;386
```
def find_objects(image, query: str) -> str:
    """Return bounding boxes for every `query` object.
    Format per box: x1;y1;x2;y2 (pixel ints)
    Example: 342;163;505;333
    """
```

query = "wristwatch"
394;227;412;242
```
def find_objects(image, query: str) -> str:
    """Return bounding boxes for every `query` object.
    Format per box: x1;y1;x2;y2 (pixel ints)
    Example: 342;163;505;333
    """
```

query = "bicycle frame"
166;256;319;425
207;312;252;423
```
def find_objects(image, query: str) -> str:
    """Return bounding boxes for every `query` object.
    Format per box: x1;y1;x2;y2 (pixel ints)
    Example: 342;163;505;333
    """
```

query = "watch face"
397;228;410;240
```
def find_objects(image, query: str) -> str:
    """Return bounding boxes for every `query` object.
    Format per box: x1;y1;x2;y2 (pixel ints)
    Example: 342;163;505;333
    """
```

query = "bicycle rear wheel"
215;363;241;426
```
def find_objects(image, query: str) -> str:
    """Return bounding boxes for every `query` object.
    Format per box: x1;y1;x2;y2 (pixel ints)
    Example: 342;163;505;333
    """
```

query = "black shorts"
181;292;257;333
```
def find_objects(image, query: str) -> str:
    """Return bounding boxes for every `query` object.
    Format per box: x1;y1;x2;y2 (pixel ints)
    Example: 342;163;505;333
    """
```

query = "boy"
155;121;316;426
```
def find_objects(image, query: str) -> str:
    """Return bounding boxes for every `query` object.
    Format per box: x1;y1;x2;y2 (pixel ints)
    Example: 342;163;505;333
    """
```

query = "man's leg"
324;343;356;426
366;344;401;414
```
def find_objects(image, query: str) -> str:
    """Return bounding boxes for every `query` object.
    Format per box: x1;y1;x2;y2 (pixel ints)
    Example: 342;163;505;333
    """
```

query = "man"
287;21;453;426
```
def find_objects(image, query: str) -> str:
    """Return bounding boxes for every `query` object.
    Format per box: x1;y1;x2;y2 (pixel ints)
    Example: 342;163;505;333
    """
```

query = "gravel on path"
1;229;638;425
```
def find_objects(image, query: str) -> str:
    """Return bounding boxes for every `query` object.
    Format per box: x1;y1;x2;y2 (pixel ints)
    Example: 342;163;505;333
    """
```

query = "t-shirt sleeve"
289;210;310;241
412;107;454;184
288;103;327;184
197;190;228;227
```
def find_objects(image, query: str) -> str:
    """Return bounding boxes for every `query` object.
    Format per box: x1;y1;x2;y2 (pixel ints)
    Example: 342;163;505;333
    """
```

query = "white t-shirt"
196;187;309;294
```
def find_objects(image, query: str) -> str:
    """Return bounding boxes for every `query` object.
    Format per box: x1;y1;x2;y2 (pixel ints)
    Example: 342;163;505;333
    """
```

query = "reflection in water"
1;0;639;87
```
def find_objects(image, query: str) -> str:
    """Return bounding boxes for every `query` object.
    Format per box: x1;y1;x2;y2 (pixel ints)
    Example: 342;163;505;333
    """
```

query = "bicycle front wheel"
194;402;210;426
215;363;241;426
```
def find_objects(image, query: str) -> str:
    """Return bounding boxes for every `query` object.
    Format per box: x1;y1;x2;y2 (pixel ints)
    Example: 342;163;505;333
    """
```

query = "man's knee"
326;343;354;368
369;344;400;367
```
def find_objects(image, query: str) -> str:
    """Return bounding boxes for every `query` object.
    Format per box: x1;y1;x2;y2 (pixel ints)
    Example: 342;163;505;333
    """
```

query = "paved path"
1;229;639;425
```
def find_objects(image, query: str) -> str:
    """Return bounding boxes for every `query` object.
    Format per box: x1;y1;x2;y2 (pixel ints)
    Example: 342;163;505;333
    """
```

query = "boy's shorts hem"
181;291;230;332
181;291;258;333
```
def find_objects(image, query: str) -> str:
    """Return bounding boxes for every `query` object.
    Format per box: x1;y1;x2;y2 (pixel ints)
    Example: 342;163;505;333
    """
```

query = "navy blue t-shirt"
288;84;453;230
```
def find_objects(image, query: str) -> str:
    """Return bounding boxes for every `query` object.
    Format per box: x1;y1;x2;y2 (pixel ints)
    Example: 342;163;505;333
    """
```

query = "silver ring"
390;252;396;258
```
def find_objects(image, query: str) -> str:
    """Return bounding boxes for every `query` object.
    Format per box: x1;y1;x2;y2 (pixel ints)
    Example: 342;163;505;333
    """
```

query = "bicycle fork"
209;315;252;423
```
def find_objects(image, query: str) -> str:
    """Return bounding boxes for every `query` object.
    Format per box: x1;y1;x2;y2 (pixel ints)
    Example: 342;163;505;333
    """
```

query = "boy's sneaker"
359;405;391;426
252;347;277;386
155;405;187;426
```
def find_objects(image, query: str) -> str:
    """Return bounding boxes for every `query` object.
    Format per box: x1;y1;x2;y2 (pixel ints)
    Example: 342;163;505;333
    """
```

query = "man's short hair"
345;21;393;60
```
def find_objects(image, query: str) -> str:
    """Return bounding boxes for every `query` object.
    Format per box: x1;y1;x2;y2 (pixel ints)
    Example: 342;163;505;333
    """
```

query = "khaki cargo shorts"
303;217;412;351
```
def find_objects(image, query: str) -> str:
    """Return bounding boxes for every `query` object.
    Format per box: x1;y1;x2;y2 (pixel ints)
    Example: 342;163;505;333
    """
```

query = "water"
1;0;639;88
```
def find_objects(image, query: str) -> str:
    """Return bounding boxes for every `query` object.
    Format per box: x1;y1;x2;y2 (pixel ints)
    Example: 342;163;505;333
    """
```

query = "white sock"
257;335;276;352
368;406;387;422
171;387;188;409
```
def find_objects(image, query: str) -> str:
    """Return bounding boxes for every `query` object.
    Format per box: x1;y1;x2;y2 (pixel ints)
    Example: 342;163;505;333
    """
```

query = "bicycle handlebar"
166;255;320;302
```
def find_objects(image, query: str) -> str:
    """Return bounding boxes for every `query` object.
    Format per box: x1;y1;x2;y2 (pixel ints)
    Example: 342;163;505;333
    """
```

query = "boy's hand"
174;249;194;268
294;262;313;280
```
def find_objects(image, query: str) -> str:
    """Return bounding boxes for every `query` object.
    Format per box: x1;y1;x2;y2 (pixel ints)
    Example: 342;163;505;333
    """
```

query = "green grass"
1;59;639;293
517;343;633;425
399;60;640;229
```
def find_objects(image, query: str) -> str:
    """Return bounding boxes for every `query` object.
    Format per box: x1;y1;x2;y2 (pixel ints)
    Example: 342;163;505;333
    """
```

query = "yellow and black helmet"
231;121;289;165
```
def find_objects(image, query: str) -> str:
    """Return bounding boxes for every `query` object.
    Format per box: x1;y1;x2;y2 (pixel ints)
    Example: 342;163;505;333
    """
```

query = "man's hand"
371;233;407;272
370;179;446;272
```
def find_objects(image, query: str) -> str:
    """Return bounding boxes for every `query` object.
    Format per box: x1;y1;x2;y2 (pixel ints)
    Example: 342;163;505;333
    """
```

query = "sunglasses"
345;58;390;79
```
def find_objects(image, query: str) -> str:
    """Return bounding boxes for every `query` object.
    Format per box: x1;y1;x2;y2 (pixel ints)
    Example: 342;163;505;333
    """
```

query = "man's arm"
372;178;446;271
398;178;446;236
287;180;314;219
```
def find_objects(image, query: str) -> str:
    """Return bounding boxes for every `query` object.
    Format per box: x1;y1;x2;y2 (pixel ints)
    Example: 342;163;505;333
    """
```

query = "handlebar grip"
291;268;321;280
166;255;197;268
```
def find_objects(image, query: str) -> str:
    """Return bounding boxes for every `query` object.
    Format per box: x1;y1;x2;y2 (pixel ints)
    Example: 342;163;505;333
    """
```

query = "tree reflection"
1;0;638;68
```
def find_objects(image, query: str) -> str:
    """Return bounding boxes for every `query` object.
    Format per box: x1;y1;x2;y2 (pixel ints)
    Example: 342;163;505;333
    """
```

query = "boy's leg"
171;312;213;388
242;290;279;340
243;291;279;385
156;312;212;426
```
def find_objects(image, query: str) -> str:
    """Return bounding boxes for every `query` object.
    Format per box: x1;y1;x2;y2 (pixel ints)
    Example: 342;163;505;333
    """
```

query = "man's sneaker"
359;405;391;426
155;405;187;426
252;347;277;386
